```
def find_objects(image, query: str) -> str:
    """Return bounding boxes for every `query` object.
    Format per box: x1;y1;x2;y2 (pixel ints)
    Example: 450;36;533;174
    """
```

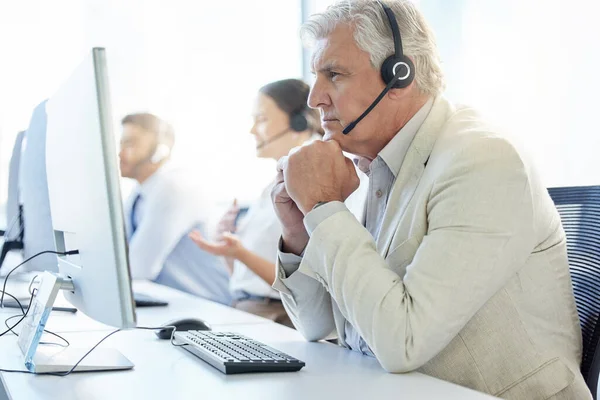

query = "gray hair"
301;0;445;96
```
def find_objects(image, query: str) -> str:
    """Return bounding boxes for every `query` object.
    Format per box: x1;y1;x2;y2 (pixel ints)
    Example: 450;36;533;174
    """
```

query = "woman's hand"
190;230;244;259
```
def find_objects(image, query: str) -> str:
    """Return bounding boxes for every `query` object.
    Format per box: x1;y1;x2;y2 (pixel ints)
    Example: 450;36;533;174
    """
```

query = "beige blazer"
273;97;590;399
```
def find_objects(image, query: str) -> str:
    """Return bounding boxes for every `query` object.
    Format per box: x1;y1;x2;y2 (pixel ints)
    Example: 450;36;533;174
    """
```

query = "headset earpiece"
380;55;415;89
289;111;308;132
342;1;417;135
256;110;308;150
150;143;171;164
378;1;414;89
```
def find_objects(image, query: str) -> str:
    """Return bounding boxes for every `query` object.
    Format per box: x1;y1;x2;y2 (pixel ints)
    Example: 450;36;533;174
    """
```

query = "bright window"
0;0;303;215
304;0;600;187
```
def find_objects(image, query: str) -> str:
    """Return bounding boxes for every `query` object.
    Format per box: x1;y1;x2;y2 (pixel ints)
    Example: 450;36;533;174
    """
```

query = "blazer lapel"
375;96;454;257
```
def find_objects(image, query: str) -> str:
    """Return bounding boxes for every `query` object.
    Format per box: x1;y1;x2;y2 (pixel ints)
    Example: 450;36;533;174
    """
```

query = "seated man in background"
119;113;231;304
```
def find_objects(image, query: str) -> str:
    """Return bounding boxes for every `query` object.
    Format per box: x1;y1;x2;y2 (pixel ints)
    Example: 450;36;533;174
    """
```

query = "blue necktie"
130;193;142;238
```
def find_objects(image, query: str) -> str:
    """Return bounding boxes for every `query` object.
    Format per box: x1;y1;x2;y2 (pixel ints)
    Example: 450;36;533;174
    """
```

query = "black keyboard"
133;292;168;307
174;331;305;374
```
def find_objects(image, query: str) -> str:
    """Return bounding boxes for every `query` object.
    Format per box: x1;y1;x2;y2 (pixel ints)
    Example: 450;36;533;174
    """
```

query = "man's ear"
387;82;416;101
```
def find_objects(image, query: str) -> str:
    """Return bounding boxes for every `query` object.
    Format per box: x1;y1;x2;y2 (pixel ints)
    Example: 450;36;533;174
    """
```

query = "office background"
1;0;599;217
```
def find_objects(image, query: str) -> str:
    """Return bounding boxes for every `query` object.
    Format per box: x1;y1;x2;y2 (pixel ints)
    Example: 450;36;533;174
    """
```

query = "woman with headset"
189;79;324;327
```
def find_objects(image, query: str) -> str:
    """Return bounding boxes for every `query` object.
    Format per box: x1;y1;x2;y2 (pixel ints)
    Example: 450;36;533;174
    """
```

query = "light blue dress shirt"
125;163;231;304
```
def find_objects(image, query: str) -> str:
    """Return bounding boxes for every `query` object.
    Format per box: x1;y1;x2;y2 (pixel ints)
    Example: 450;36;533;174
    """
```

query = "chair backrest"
548;185;600;397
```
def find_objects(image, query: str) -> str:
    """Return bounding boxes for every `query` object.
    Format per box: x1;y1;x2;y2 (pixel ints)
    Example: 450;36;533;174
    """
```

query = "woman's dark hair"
259;79;324;136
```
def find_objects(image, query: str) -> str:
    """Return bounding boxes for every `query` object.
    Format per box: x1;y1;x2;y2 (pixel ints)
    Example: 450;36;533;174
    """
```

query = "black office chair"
548;185;600;398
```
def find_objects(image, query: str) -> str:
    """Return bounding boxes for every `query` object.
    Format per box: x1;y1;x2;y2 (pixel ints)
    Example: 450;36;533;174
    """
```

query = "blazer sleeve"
296;136;536;373
272;245;337;342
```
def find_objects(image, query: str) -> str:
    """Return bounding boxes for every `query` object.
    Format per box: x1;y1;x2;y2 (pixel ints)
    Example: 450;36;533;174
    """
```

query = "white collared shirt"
124;163;231;304
229;134;332;300
229;180;282;300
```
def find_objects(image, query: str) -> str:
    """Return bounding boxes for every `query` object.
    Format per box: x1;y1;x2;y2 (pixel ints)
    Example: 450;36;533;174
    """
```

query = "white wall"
302;0;600;187
0;0;303;209
422;0;600;187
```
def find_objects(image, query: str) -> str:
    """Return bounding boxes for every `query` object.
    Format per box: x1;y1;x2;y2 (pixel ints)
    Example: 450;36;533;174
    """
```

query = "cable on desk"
0;328;120;376
0;325;186;375
136;325;187;347
0;290;25;314
3;314;69;348
1;279;69;347
1;249;79;308
41;329;122;376
0;289;35;337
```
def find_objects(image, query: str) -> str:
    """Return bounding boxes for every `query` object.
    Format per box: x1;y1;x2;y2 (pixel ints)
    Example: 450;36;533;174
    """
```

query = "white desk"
0;282;498;400
1;280;270;333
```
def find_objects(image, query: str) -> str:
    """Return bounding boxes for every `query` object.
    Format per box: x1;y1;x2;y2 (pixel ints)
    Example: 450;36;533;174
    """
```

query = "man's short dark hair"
121;113;175;147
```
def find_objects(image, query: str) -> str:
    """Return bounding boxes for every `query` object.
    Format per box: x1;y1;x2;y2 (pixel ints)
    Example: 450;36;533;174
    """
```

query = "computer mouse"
155;317;211;340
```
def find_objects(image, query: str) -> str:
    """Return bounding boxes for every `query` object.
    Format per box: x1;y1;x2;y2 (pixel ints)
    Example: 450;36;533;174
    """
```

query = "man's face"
119;123;156;178
308;23;387;158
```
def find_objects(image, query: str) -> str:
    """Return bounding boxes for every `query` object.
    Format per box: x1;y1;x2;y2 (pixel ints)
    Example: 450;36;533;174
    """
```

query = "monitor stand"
17;271;134;373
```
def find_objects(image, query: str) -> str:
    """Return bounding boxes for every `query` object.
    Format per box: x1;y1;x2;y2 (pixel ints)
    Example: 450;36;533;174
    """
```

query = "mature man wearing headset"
271;1;589;398
119;113;230;304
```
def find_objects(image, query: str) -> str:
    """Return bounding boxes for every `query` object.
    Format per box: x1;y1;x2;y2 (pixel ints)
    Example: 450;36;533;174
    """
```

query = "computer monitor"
43;47;136;329
0;131;25;273
1;100;65;276
15;48;136;373
1;102;66;277
19;101;59;274
5;131;25;237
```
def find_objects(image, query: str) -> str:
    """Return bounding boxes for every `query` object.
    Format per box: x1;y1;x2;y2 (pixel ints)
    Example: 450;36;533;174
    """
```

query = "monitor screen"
45;48;136;328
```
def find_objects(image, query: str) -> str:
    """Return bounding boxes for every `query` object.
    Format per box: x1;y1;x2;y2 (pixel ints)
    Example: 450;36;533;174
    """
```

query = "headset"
256;108;309;150
147;119;173;164
150;143;171;164
342;0;415;135
129;123;172;172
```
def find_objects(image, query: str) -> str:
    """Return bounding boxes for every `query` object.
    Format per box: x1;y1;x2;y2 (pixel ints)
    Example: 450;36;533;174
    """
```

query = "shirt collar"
134;162;173;198
378;97;434;178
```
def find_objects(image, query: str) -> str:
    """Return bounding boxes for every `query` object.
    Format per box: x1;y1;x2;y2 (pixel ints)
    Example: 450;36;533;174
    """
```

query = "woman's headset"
256;107;309;150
